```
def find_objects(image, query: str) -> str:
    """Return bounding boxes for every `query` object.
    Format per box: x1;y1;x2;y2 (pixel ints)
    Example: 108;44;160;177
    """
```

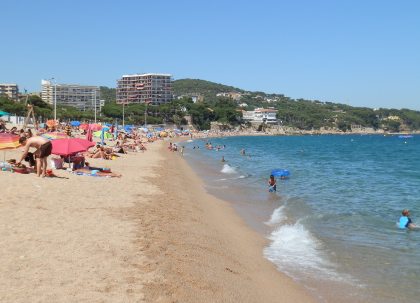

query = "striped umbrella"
0;133;20;161
41;132;69;140
0;133;20;150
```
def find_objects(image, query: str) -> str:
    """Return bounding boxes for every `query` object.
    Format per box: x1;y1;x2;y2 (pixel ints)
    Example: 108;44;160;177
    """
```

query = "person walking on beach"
398;209;416;229
268;175;277;192
17;136;52;177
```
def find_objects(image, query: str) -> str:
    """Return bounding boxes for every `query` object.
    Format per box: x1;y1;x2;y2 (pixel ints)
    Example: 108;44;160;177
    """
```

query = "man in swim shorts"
17;136;52;177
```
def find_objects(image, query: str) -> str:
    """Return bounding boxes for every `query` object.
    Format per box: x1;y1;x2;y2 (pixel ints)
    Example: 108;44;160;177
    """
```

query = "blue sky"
1;0;419;110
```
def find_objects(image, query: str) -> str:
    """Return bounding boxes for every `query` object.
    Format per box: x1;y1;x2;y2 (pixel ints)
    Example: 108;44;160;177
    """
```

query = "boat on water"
398;134;413;138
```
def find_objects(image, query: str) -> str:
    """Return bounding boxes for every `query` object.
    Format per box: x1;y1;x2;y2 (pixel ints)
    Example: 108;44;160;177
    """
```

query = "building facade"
116;73;172;105
242;108;278;124
41;80;100;111
0;83;19;101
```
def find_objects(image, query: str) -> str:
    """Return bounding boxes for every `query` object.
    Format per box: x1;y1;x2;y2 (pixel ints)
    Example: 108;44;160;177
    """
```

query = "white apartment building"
116;73;172;105
0;83;19;101
41;80;100;111
242;108;278;124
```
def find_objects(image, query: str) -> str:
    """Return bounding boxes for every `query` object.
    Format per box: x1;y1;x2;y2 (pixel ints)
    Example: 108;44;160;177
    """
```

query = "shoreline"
143;141;316;302
0;141;316;302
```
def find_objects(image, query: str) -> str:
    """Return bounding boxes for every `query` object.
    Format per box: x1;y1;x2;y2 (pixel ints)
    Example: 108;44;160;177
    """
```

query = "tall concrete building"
0;83;19;101
116;73;172;105
41;80;100;111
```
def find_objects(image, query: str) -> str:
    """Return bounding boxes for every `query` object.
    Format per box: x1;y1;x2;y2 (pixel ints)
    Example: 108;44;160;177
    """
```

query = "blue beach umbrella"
124;125;134;132
0;110;10;117
70;121;81;127
271;169;290;178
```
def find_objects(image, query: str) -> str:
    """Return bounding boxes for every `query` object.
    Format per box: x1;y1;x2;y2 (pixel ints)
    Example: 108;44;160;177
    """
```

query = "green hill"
172;79;420;132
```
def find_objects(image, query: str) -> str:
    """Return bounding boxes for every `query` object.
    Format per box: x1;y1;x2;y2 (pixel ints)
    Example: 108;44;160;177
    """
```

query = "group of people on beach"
1;119;158;177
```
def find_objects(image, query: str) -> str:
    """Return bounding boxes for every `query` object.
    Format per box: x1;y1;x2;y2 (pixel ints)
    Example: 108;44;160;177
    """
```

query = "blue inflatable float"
271;169;290;178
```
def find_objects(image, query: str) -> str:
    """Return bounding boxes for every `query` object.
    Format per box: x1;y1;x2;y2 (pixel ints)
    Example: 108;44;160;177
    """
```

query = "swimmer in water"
268;174;277;192
398;209;416;229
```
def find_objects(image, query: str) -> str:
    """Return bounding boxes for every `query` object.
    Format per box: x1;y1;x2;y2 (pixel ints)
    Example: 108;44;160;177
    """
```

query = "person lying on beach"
86;146;107;159
8;126;19;135
17;136;52;177
113;141;127;154
398;209;417;229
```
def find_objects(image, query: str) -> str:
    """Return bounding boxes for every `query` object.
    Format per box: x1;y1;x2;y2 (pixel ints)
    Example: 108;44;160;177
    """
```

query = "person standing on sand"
17;136;52;177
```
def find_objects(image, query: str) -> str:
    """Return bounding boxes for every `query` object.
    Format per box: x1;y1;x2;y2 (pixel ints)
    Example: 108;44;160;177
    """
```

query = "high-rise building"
116;73;172;105
41;80;100;111
0;83;19;101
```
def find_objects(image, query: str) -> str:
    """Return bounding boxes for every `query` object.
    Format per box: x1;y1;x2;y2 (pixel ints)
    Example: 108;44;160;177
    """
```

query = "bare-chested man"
17;136;52;177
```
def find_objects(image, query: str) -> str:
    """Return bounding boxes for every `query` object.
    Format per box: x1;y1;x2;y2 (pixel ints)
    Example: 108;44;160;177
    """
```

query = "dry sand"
0;141;315;303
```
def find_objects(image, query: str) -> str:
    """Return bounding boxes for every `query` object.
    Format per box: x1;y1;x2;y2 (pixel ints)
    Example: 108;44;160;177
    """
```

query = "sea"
183;134;420;303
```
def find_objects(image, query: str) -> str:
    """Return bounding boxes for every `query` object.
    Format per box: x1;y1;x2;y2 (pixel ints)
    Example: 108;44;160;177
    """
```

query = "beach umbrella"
80;123;89;130
70;121;81;127
46;120;58;128
51;138;95;156
41;132;69;140
0;133;20;161
89;124;102;131
0;110;10;117
0;133;20;150
71;138;96;149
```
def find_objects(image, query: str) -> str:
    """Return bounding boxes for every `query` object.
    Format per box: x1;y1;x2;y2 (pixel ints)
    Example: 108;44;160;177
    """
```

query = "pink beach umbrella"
51;138;95;156
89;124;102;131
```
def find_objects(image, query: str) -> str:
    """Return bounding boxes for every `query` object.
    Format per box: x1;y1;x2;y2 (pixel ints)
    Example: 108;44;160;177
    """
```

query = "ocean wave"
263;221;343;281
265;206;287;226
221;164;237;174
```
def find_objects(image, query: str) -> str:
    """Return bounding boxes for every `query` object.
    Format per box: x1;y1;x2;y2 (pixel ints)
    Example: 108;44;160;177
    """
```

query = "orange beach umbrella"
0;133;20;161
0;133;20;150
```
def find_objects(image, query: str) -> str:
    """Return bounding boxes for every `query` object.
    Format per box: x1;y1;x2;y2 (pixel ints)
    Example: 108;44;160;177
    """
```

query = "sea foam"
221;164;237;174
263;221;338;279
265;206;287;226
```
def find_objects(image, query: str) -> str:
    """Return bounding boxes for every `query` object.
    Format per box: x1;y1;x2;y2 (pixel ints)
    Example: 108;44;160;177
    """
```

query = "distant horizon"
1;1;419;110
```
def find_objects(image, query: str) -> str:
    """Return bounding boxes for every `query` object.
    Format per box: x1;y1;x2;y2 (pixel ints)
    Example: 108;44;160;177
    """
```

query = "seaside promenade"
0;140;314;303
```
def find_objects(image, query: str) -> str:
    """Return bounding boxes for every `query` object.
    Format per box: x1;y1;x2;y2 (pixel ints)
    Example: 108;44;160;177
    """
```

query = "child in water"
268;175;277;192
398;209;416;229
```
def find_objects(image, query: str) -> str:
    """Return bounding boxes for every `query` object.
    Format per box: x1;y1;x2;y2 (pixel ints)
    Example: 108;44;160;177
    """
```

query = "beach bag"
50;158;64;169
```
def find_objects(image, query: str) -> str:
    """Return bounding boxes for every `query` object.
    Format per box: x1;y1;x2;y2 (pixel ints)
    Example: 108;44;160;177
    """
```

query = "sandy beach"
0;141;315;303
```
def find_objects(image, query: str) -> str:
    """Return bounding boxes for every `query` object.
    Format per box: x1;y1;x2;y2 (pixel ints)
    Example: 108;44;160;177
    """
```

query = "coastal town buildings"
177;93;204;103
0;83;19;101
41;80;101;111
216;92;242;101
242;108;278;124
116;73;172;105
